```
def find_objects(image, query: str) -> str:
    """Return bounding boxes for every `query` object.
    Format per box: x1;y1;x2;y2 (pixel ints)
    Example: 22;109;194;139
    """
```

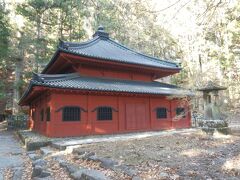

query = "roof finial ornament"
93;25;109;39
98;25;104;31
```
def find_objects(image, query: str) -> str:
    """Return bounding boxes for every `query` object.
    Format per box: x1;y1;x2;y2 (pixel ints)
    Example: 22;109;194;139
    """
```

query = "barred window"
156;108;167;119
46;107;50;122
63;107;80;121
176;108;186;118
97;107;112;121
40;109;44;121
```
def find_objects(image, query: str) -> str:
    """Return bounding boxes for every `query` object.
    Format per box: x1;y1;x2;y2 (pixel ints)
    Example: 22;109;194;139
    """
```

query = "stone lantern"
197;81;228;134
197;81;226;120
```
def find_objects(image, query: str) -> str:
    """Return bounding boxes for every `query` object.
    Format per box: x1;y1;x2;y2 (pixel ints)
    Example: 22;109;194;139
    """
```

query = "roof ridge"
59;36;99;48
107;38;178;67
68;38;102;49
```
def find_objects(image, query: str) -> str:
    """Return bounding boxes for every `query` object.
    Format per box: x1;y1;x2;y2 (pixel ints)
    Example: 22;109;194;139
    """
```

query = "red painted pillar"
149;97;152;129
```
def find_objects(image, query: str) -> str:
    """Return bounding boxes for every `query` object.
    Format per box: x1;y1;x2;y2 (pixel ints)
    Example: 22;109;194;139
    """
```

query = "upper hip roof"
43;26;180;73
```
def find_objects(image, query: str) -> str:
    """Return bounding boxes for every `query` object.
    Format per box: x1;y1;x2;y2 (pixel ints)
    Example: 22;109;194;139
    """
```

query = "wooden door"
136;103;146;129
126;103;136;130
126;103;147;130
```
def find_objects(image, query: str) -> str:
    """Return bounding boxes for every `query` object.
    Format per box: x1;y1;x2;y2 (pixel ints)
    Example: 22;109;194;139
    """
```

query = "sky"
150;0;199;36
150;0;236;38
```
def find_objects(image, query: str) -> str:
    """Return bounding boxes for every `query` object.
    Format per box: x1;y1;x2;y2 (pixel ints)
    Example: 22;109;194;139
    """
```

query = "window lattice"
97;107;112;121
156;108;167;119
63;107;80;121
176;108;186;118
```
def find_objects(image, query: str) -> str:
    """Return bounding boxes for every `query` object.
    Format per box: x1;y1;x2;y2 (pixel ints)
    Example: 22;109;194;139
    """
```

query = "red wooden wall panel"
78;65;152;82
30;91;191;137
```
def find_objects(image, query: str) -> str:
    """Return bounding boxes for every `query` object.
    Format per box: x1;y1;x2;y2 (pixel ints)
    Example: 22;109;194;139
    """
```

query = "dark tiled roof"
56;26;180;70
19;73;193;105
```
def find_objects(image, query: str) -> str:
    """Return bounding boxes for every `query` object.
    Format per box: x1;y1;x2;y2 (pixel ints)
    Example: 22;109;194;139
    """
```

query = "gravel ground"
71;130;240;179
3;121;240;180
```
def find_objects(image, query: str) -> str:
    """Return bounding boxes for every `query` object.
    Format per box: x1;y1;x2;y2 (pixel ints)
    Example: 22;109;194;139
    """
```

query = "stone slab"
0;170;3;180
115;164;137;177
26;141;51;151
59;161;80;174
0;128;26;180
72;169;108;180
17;130;51;151
40;147;55;156
98;157;119;169
32;159;47;167
13;168;23;180
52;129;197;150
0;155;23;169
27;152;41;161
0;133;24;156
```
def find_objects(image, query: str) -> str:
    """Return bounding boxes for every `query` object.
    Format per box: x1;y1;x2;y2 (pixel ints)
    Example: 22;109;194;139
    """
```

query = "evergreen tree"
0;1;11;100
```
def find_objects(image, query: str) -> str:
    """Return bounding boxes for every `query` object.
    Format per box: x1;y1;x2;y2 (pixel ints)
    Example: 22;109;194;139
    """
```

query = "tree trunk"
12;33;24;115
36;13;42;73
12;58;23;115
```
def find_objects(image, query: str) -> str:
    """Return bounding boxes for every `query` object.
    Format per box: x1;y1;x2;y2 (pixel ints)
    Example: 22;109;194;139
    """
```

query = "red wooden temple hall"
19;26;193;137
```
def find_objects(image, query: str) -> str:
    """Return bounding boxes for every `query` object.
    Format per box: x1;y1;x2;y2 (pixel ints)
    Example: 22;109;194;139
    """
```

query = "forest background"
0;0;239;115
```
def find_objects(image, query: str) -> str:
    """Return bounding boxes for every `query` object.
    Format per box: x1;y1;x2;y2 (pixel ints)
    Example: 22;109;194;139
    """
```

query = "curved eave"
42;50;60;74
18;82;34;106
19;82;193;106
59;48;181;70
42;47;181;74
107;38;179;67
62;37;180;68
